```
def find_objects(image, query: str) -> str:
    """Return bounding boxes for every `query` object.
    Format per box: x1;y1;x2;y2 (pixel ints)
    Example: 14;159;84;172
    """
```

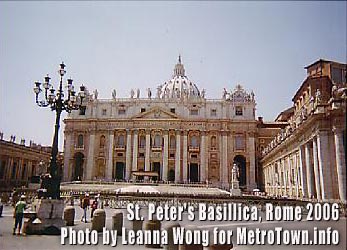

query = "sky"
0;1;346;151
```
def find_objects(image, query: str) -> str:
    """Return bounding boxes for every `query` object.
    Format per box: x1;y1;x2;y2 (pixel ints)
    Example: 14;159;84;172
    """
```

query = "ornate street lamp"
33;62;86;199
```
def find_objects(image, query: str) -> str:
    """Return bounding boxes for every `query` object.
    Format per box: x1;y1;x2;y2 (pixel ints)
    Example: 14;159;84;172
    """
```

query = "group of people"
80;193;99;223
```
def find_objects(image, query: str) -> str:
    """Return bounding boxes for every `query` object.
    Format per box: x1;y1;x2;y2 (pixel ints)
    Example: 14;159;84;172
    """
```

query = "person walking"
13;195;26;235
90;196;98;219
80;193;90;223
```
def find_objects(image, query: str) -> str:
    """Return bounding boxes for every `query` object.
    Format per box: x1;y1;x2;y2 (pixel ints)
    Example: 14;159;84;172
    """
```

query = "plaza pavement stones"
0;204;347;250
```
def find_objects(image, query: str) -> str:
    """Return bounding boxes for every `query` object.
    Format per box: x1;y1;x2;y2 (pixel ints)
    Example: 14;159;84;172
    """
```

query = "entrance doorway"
73;152;84;181
234;155;246;187
152;162;161;181
115;162;125;180
189;163;199;183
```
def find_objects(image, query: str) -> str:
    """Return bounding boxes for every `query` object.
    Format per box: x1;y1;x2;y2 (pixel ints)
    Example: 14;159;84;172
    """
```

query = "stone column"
145;130;151;172
106;132;114;181
182;131;188;182
333;127;347;202
287;157;293;197
299;145;307;198
63;132;73;182
200;132;207;183
175;130;181;183
132;130;138;174
162;131;169;181
317;131;333;200
86;133;95;180
277;162;283;196
221;132;228;188
312;137;321;200
305;142;314;198
293;154;300;198
27;161;33;180
281;158;287;196
248;133;256;190
125;129;132;180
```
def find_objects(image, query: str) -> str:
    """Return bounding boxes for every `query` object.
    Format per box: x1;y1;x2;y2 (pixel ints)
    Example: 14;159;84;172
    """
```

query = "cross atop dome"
173;55;185;77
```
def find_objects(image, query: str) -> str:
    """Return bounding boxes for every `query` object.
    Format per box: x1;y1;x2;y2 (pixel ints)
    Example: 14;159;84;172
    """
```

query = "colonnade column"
63;132;72;181
200;131;207;183
305;142;314;198
106;131;114;181
221;131;228;188
175;130;181;182
317;131;333;200
162;130;169;181
248;133;256;190
294;154;300;198
132;130;138;177
299;145;307;198
86;132;95;180
282;159;287;196
125;129;132;180
182;131;188;182
312;137;321;200
287;157;293;197
333;127;347;202
145;130;151;174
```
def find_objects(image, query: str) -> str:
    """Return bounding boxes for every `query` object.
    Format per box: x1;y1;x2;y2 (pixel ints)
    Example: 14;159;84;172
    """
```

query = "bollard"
112;212;123;236
144;217;161;248
207;244;233;250
164;222;180;250
63;206;75;226
91;209;106;232
178;225;203;250
132;219;143;233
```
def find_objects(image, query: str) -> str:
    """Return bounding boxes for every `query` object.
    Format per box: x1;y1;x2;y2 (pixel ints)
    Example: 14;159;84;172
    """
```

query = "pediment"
133;107;179;119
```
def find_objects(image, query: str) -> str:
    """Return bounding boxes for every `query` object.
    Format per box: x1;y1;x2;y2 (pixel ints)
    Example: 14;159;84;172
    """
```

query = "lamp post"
33;62;86;199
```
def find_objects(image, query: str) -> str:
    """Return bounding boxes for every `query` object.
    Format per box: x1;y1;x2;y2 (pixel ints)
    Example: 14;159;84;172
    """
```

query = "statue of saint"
222;88;228;99
93;89;98;99
130;89;135;98
201;89;206;98
136;88;140;98
147;88;152;99
231;163;239;182
112;89;117;99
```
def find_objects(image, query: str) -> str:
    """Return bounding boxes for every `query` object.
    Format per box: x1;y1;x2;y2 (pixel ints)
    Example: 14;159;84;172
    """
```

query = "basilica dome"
157;56;203;99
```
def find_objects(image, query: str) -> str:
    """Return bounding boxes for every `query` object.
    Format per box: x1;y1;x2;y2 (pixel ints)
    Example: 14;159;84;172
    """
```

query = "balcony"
74;145;84;150
188;146;200;152
114;145;126;151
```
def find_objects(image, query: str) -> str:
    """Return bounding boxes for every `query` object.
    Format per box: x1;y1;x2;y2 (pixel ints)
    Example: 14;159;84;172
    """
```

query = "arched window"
139;136;146;148
169;136;176;149
77;134;84;147
100;135;106;148
117;135;125;147
190;136;199;147
210;136;217;148
154;135;161;147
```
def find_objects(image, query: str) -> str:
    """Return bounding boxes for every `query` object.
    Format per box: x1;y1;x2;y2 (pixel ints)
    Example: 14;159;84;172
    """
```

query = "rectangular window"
190;109;199;115
139;153;145;158
235;106;243;116
141;108;146;113
169;153;175;158
170;108;176;113
211;109;217;117
118;109;126;115
102;109;107;116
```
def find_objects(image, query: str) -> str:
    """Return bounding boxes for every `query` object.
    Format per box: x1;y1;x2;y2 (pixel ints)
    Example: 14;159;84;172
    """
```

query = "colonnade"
264;129;346;202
